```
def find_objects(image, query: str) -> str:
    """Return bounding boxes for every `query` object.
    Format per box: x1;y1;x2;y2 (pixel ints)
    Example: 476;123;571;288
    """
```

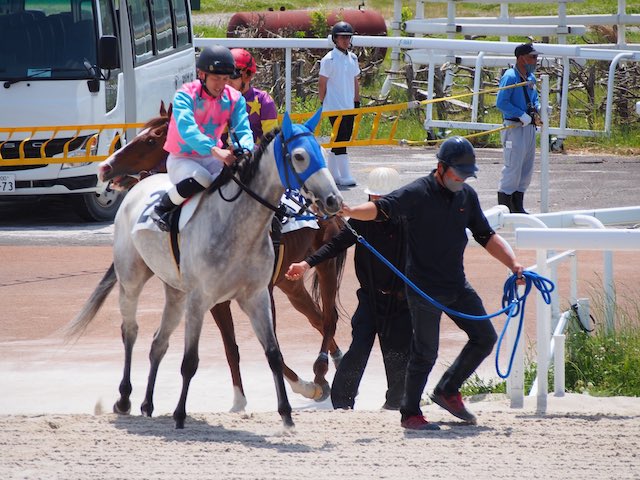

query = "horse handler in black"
285;167;411;411
341;137;524;431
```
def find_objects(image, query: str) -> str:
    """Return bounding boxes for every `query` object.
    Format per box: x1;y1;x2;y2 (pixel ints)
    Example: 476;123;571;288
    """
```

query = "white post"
553;334;565;396
618;0;627;47
536;248;550;414
285;47;292;113
605;52;634;134
381;0;405;98
471;52;486;123
540;75;550;213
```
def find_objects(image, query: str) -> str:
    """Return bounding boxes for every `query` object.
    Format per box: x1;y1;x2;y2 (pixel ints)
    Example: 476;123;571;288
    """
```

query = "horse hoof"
140;404;153;417
282;416;295;429
331;349;344;369
175;419;185;429
113;400;131;415
314;382;331;402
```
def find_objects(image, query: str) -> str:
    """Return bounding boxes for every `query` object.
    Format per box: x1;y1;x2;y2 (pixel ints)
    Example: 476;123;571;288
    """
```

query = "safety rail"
487;205;640;413
0;81;528;166
0;123;145;166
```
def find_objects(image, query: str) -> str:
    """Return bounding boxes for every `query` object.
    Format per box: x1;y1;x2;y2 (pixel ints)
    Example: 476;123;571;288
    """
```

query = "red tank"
227;9;387;39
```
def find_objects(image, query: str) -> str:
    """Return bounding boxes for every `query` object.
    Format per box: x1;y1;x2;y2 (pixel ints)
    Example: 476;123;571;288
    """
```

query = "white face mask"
443;176;465;192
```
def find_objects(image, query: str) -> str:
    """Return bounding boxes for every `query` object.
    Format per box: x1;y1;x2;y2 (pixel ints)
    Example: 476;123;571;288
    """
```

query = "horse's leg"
270;286;321;401
237;289;293;429
114;267;153;415
140;284;185;417
276;279;330;401
173;294;207;429
311;258;342;400
210;301;247;413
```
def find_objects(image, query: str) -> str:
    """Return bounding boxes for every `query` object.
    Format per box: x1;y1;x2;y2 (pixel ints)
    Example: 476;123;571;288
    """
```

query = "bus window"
151;0;173;53
128;0;153;62
98;0;116;36
174;0;190;47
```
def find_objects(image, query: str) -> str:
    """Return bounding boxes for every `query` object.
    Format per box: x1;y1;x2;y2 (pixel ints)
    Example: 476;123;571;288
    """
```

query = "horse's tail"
63;263;117;342
311;249;347;319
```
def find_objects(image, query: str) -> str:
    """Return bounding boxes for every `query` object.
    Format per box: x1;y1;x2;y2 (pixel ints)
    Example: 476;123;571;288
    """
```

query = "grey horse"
65;110;342;429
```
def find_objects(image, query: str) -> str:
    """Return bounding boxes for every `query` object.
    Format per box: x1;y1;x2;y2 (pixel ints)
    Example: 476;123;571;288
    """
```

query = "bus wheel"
72;189;125;222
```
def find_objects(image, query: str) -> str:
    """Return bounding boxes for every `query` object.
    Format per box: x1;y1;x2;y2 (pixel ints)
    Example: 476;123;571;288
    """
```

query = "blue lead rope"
344;222;555;379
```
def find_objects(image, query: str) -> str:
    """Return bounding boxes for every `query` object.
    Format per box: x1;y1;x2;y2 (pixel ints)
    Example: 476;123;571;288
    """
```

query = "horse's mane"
204;127;281;196
143;114;170;130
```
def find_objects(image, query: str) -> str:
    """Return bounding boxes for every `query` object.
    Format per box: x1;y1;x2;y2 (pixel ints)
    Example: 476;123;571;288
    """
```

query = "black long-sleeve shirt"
305;217;407;297
374;171;494;296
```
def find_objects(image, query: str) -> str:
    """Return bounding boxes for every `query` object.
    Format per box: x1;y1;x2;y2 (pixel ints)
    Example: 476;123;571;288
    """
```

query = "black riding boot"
153;193;179;232
497;191;514;213
153;177;207;232
512;191;529;214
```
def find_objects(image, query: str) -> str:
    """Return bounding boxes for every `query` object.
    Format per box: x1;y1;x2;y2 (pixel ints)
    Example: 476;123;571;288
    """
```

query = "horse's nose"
98;162;112;182
325;194;343;215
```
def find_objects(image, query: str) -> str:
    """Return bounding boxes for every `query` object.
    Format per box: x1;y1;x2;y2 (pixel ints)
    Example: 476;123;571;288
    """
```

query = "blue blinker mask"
274;109;325;190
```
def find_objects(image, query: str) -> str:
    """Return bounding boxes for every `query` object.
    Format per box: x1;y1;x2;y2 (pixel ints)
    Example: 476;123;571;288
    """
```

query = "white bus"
0;0;195;221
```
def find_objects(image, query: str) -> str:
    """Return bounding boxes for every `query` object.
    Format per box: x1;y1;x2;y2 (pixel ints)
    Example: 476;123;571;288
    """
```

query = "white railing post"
540;75;550;213
535;248;551;414
553;334;566;396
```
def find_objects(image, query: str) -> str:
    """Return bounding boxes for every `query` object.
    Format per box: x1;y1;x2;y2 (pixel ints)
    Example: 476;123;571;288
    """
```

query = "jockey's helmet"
230;48;257;76
196;45;235;75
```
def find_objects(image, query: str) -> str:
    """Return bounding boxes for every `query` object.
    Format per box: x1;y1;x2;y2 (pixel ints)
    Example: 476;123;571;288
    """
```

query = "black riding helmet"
196;45;235;75
436;136;478;178
331;21;355;43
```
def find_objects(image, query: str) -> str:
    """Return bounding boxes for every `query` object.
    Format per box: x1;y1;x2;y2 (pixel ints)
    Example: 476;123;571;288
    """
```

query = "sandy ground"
2;394;640;480
1;244;640;479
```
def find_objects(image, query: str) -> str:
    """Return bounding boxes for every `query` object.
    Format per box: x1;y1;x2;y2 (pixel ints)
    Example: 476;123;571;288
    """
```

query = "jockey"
152;45;254;232
227;48;278;142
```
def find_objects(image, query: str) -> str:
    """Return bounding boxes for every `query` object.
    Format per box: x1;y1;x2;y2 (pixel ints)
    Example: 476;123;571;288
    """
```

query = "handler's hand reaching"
285;261;310;281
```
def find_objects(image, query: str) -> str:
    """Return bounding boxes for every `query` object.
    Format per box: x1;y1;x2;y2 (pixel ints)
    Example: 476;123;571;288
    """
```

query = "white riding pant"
166;153;224;189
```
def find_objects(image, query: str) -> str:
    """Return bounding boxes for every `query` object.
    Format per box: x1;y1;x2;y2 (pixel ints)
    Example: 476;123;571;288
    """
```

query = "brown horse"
100;103;346;413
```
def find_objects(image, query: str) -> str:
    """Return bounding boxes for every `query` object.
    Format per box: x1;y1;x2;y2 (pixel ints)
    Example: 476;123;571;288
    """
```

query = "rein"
218;128;323;222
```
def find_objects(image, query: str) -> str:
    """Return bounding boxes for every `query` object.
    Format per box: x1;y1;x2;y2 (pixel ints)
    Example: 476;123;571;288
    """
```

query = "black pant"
328;115;355;155
331;288;412;409
400;282;497;419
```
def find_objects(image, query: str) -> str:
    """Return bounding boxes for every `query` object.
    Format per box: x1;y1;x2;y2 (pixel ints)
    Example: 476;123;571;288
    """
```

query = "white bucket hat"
363;167;401;196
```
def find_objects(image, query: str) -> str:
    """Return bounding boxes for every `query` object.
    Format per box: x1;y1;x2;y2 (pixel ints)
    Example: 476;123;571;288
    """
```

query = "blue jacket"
496;67;540;120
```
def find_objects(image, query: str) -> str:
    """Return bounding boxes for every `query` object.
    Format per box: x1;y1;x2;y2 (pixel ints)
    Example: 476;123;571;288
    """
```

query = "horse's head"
99;102;172;190
275;110;343;216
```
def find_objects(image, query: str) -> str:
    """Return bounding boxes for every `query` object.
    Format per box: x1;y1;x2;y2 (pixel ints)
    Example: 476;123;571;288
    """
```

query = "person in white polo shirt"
319;21;361;187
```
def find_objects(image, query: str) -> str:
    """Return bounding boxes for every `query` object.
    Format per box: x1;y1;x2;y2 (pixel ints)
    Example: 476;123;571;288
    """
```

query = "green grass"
460;286;640;398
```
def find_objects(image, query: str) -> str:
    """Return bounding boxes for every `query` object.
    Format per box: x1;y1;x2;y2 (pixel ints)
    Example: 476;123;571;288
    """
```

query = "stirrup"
152;207;174;232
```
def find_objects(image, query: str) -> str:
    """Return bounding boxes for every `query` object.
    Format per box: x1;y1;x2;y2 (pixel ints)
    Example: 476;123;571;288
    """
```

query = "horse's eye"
291;148;311;175
146;138;156;146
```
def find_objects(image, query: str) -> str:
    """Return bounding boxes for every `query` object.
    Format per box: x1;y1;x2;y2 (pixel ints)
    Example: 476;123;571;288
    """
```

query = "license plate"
0;174;15;192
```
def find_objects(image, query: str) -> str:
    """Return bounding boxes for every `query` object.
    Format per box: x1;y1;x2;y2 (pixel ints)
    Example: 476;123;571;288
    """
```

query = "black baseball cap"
514;43;539;57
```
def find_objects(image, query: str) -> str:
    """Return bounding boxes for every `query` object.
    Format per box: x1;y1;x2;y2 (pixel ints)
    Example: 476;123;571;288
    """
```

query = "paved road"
0;146;637;245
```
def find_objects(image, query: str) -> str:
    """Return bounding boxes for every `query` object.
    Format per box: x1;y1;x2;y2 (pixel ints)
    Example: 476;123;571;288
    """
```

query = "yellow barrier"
1;81;529;167
0;122;145;166
287;80;529;148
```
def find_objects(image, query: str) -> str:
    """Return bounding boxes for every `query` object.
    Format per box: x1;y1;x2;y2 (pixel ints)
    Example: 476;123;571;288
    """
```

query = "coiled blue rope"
343;221;555;379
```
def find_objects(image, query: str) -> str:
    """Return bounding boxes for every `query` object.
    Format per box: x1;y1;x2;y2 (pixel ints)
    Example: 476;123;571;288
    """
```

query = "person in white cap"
286;167;411;411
